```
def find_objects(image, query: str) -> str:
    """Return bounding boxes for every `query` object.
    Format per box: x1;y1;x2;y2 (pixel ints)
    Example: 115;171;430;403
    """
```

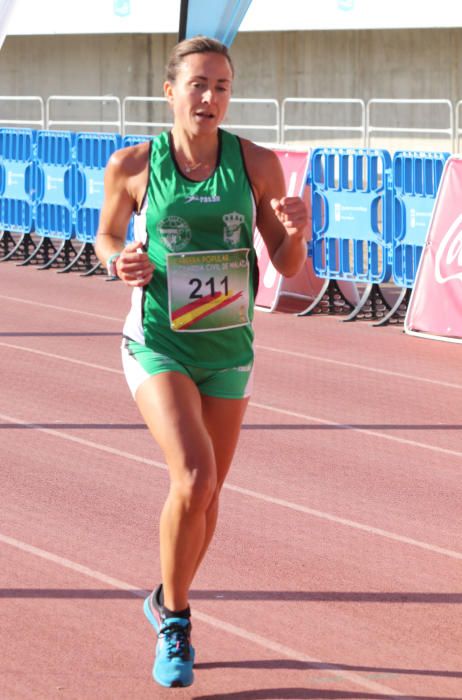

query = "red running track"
1;260;461;700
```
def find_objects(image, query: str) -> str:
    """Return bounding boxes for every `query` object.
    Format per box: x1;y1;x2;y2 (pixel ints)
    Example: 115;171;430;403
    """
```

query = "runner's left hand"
270;197;308;239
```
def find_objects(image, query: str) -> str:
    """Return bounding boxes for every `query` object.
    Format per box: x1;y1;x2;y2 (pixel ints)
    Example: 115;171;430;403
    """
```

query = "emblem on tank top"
223;212;245;247
157;216;192;252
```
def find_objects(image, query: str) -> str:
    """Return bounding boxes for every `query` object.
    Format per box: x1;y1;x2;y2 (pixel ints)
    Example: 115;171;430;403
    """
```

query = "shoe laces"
159;621;191;660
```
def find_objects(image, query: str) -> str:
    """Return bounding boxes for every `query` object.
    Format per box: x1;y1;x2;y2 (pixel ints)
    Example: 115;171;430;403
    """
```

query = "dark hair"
165;36;234;82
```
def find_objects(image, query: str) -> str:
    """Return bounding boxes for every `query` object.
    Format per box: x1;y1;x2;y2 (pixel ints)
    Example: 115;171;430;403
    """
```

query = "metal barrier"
34;130;75;239
46;96;122;132
0;127;122;272
122;134;151;147
74;131;122;242
281;98;366;147
0;127;37;234
366;99;454;150
0;97;45;129
392;150;449;288
300;146;393;320
28;130;78;270
0;124;454;306
367;148;450;325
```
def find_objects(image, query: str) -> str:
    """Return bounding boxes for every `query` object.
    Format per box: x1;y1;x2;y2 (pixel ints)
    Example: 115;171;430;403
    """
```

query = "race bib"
167;248;250;332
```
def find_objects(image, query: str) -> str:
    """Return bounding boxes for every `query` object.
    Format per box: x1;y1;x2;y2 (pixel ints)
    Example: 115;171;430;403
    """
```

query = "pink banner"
254;148;323;312
405;156;462;342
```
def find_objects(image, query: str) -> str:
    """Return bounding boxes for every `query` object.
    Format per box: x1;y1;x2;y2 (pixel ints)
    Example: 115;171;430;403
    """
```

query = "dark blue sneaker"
144;587;195;688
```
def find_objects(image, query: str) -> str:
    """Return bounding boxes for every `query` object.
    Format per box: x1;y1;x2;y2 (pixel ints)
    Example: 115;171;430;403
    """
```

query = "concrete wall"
1;28;461;150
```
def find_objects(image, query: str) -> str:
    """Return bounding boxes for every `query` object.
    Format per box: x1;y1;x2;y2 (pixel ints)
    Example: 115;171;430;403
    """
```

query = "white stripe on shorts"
121;340;151;399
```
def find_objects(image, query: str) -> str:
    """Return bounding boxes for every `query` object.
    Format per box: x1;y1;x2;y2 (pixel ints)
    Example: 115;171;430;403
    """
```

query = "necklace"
178;153;215;175
184;160;206;173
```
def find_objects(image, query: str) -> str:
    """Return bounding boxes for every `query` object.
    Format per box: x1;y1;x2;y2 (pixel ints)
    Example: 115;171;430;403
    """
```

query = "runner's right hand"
116;241;155;287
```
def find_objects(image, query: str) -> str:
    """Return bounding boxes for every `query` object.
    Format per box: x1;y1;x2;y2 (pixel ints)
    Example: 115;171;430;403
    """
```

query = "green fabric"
127;339;253;399
142;129;256;369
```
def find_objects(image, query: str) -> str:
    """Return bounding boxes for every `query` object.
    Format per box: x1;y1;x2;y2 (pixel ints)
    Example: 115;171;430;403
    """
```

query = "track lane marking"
0;294;121;322
1;295;460;390
0;341;122;374
0;532;415;698
255;344;462;391
250;400;462;459
1;340;461;460
1;410;462;561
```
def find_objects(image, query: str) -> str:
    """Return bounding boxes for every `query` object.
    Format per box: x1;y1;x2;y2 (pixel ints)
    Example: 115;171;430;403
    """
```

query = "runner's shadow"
0;332;120;337
193;689;460;699
189;590;462;604
194;659;462;679
0;423;147;430
241;424;462;431
2;589;462;606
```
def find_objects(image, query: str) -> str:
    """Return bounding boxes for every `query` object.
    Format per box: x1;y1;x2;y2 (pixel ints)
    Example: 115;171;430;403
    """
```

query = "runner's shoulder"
239;137;282;200
240;137;279;171
106;141;150;180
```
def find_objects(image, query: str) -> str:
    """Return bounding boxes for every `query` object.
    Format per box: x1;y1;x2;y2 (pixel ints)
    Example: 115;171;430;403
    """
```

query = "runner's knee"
170;464;217;513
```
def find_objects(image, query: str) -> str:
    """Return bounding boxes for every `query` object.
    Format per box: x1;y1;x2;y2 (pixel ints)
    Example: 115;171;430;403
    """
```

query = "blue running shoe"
144;588;195;688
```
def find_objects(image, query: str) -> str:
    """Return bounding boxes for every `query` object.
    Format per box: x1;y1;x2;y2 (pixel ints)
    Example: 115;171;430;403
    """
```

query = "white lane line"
1;410;462;562
0;342;122;374
0;294;121;322
2;293;459;391
250;400;462;460
225;482;462;561
255;344;462;391
0;532;415;699
1;341;461;461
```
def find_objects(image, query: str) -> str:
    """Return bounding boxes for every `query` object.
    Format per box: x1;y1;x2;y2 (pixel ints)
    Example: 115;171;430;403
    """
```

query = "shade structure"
179;0;252;46
0;0;16;50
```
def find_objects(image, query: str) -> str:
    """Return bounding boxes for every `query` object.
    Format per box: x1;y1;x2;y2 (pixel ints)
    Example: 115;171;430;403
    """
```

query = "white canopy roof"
5;0;462;36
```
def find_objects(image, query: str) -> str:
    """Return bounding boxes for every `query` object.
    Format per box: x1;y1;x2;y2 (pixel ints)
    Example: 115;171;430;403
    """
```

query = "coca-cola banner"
405;156;462;343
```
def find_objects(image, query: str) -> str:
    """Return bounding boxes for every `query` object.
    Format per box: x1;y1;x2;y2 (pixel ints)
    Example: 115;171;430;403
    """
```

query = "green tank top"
142;129;257;369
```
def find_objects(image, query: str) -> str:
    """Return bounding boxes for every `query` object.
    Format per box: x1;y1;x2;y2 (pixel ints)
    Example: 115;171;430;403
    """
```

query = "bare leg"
135;372;248;611
136;371;216;611
192;394;249;577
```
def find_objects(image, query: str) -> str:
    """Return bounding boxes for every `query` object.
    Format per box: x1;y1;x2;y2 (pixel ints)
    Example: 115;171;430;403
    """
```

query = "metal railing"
46;95;122;131
122;96;172;136
0;96;45;128
366;99;454;150
122;96;280;143
1;94;462;152
224;98;280;143
454;100;462;152
281;98;366;146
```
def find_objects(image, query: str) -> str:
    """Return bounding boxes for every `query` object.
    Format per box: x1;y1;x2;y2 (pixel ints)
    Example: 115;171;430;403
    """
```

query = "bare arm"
95;145;154;287
242;141;308;277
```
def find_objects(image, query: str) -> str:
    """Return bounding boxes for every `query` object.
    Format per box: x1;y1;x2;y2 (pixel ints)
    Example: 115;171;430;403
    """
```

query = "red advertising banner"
254;148;324;312
405;156;462;343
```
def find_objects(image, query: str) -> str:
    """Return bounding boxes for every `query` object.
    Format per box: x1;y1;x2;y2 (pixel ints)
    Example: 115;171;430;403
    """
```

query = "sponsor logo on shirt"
185;195;221;204
158;216;192;252
223;211;245;247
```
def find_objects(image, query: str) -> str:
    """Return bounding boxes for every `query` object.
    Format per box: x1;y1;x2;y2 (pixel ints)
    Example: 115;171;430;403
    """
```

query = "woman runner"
95;36;308;689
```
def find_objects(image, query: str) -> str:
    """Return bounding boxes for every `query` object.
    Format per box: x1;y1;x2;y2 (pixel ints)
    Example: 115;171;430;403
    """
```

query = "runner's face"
165;52;233;134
